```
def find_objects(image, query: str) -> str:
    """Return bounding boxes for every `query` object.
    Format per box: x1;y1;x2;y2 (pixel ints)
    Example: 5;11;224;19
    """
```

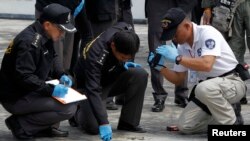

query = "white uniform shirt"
173;23;238;80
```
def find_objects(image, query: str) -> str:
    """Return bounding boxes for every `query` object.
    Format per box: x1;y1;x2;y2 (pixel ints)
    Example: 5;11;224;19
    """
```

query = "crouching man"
0;4;77;139
70;22;148;141
149;8;246;134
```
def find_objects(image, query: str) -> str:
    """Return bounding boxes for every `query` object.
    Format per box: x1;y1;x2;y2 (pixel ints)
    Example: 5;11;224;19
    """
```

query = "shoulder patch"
96;49;109;65
31;33;42;48
205;39;215;49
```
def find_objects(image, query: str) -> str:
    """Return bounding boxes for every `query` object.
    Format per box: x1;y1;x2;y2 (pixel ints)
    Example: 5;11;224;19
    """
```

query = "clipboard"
46;79;87;104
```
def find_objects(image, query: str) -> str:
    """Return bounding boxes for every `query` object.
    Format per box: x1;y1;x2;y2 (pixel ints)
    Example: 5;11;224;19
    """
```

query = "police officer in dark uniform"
35;0;93;73
84;0;135;110
72;22;148;141
0;4;77;139
145;0;198;112
84;0;134;110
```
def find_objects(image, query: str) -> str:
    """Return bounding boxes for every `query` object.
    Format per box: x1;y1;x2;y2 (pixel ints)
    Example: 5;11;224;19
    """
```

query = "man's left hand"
156;44;179;63
148;52;166;71
124;62;141;70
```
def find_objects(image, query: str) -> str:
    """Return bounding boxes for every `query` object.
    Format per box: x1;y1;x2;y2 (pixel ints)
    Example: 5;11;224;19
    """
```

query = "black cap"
160;8;186;41
40;3;76;33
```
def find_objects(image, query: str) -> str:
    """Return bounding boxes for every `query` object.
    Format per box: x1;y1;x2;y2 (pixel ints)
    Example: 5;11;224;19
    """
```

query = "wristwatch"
175;55;182;65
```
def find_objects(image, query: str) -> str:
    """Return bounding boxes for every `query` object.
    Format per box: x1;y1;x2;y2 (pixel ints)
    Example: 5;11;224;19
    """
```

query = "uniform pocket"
219;76;246;104
219;82;237;103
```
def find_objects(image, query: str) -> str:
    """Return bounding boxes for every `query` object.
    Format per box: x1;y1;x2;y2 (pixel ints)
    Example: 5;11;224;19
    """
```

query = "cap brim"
59;23;76;33
160;28;177;41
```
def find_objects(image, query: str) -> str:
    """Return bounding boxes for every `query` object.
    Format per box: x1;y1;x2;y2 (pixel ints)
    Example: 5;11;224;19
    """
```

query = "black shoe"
151;100;165;112
35;128;69;137
151;93;166;112
117;121;146;133
232;102;244;125
174;97;188;108
106;101;118;110
68;116;78;127
5;115;33;140
240;97;248;105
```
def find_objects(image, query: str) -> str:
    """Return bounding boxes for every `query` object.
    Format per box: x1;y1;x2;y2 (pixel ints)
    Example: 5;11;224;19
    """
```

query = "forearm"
18;74;54;96
180;56;213;72
160;68;185;85
85;66;109;125
87;92;109;125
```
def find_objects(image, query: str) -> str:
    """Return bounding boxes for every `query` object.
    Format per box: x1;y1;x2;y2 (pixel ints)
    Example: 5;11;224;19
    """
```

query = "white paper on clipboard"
46;79;87;104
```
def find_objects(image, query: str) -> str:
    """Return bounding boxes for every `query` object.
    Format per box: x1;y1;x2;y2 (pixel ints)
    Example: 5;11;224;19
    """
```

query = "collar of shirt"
182;22;199;50
34;21;50;45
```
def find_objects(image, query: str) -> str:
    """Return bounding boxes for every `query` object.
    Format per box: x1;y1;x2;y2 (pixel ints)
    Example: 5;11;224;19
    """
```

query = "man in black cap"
35;0;93;74
72;22;148;141
84;0;135;111
0;3;77;139
149;8;246;134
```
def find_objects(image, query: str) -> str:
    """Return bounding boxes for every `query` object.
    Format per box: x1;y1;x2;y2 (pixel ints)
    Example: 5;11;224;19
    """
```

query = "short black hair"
112;31;140;56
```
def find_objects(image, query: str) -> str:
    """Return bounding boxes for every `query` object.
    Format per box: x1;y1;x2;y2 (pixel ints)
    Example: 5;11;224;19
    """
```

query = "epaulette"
31;33;42;48
96;49;109;65
124;24;133;31
83;35;100;59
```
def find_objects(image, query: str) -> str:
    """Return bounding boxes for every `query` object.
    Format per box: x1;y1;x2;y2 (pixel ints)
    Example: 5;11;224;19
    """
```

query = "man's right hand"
99;124;112;141
52;84;68;98
203;8;212;25
156;44;178;63
59;74;73;87
124;62;142;70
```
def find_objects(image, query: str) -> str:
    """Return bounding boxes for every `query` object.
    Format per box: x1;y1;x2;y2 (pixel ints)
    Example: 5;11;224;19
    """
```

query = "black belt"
219;69;236;77
207;69;236;80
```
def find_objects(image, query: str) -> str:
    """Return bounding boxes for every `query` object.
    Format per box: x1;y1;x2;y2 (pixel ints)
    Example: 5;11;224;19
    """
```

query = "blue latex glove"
59;75;72;87
99;125;112;141
148;52;167;71
124;62;142;70
156;43;179;63
73;0;85;17
52;84;68;98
